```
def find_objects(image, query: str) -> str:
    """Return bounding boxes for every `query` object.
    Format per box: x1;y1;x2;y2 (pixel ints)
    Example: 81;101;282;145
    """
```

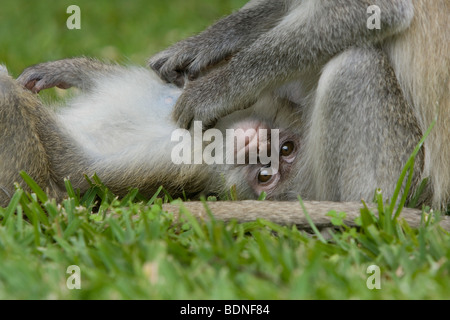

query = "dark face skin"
244;130;300;199
222;117;301;200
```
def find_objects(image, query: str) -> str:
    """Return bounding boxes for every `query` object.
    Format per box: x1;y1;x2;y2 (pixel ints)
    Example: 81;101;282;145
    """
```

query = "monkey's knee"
317;47;384;103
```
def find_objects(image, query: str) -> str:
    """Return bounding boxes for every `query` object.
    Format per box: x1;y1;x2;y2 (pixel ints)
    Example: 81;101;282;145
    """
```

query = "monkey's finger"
173;73;187;88
162;70;177;84
18;75;69;94
161;70;185;87
195;109;219;129
17;73;37;87
174;108;194;129
187;54;216;81
176;109;218;130
175;113;193;129
23;79;39;93
172;97;194;129
18;76;47;94
187;68;201;82
149;44;186;70
159;54;196;83
148;54;169;73
32;79;53;93
17;70;47;93
56;83;71;90
185;55;208;81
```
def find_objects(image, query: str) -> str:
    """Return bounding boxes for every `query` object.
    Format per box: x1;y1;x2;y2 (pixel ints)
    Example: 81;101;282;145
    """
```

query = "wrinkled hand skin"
17;58;116;94
147;2;286;129
148;35;233;89
149;36;263;129
17;62;71;93
150;39;243;129
148;1;283;90
171;67;232;129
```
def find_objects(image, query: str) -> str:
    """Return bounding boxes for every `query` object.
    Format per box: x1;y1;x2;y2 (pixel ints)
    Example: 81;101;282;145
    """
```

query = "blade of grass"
2;189;23;223
298;196;326;243
388;119;435;215
394;162;415;220
146;186;163;206
64;178;79;206
258;192;267;201
408;177;428;208
178;203;206;240
120;188;139;206
19;171;48;204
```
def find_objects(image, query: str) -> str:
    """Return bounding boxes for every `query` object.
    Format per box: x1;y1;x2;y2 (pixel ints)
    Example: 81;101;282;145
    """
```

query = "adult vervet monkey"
149;0;450;208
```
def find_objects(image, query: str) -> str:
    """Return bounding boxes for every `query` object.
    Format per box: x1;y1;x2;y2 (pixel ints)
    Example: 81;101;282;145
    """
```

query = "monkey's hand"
149;35;234;88
18;62;73;93
149;2;284;88
18;58;117;93
172;66;257;129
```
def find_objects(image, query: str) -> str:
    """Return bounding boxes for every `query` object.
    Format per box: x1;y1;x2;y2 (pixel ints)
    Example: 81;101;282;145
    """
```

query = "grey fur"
1;58;299;206
1;58;216;206
149;0;450;208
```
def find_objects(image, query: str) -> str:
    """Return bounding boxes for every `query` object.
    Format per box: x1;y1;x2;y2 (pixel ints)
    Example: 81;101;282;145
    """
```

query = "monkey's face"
218;117;302;200
211;92;304;200
245;130;300;199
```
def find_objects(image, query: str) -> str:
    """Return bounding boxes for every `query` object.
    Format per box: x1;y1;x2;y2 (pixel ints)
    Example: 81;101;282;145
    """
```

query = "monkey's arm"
17;58;119;93
149;0;286;87
163;0;414;128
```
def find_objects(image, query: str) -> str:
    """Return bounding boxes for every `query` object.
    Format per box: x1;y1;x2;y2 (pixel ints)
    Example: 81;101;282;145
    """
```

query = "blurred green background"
0;0;247;77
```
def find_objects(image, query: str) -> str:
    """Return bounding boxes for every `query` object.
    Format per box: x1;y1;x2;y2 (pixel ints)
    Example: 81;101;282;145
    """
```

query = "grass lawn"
0;0;449;300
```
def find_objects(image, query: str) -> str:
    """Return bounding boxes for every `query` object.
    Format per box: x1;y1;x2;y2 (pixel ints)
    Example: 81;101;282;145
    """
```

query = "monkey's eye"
280;141;295;157
258;168;273;184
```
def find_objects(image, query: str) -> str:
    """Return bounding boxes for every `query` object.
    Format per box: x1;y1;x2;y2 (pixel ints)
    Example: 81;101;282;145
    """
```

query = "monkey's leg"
0;68;62;206
308;47;424;203
17;58;119;93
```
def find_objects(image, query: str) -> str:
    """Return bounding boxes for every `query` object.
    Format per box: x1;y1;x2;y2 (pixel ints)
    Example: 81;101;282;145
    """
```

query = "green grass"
0;174;449;299
0;0;246;101
1;0;450;300
1;0;246;75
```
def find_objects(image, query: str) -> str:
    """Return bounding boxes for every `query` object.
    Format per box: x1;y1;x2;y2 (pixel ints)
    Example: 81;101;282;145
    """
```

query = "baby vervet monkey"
150;0;450;209
0;58;302;207
2;58;443;230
